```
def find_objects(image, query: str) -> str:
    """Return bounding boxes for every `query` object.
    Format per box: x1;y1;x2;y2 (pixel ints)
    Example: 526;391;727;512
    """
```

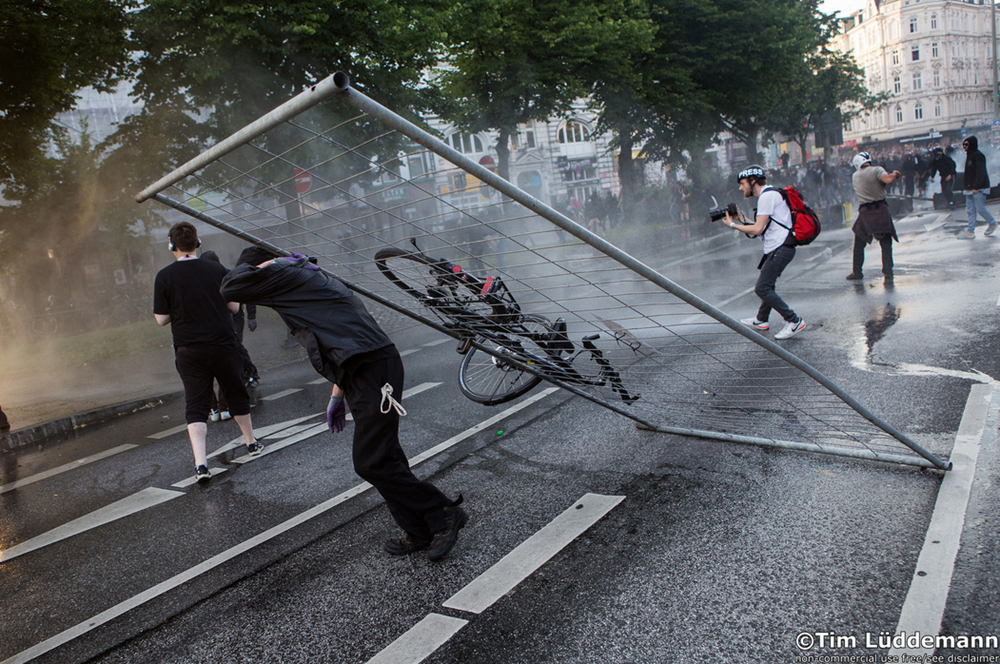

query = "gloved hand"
327;394;346;433
288;252;322;270
247;317;257;332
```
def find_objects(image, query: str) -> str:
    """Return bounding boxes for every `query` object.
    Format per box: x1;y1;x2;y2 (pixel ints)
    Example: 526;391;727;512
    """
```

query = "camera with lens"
709;202;739;222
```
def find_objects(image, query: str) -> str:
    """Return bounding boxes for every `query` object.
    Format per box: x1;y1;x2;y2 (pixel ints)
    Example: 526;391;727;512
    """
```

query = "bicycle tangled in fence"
136;72;950;471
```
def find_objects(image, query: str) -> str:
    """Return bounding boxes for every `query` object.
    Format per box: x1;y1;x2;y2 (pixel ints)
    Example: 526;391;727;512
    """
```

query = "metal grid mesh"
140;81;945;469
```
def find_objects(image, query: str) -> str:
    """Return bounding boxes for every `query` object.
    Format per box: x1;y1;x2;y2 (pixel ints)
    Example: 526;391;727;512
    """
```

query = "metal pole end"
333;71;350;91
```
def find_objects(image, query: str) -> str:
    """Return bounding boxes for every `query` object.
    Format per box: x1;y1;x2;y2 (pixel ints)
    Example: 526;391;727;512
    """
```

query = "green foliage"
0;0;129;198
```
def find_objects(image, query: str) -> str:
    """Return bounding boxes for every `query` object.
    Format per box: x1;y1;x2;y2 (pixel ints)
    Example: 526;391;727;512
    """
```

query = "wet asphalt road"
2;209;1000;664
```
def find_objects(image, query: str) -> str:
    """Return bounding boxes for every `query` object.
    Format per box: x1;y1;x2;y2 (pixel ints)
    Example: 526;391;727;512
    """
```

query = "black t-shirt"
154;258;237;348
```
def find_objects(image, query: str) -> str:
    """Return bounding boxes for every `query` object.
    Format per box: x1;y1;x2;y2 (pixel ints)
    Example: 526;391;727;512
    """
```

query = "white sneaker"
739;317;769;330
775;318;806;340
220;410;232;421
209;409;220;422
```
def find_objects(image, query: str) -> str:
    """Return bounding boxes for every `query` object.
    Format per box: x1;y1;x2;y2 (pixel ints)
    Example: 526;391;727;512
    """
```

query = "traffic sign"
294;168;312;194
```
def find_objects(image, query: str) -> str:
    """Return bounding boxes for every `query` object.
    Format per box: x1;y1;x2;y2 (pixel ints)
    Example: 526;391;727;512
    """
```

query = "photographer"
722;165;806;340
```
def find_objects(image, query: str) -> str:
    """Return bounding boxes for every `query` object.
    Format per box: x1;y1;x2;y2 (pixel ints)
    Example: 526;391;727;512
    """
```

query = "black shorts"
175;343;251;424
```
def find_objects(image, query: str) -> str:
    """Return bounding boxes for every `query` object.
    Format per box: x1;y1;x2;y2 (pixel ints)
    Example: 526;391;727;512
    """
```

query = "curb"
0;394;173;451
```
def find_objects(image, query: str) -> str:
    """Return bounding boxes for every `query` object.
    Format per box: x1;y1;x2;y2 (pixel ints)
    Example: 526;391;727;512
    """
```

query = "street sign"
294;168;312;194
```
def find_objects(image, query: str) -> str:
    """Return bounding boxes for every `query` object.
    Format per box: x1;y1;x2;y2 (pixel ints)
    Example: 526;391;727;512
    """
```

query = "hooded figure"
960;136;997;238
221;247;468;562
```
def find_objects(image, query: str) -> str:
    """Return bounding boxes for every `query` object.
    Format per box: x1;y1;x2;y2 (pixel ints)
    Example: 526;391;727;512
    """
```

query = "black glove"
247;317;257;332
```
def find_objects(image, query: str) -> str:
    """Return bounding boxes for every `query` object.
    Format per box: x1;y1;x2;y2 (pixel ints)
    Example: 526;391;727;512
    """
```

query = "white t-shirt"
757;186;792;254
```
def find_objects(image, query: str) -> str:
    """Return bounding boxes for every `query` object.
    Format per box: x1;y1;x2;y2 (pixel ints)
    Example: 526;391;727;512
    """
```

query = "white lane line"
307;377;328;385
444;493;624;614
996;290;1000;307
890;383;993;659
0;445;137;495
260;388;303;401
0;488;183;563
267;424;317;439
421;338;449;347
0;388;559;664
148;424;187;440
399;348;420;357
408;388;559;466
365;614;468;664
172;467;228;488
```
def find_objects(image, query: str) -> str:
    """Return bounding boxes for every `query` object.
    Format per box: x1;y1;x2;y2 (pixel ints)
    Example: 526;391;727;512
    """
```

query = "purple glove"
288;252;322;270
327;394;346;433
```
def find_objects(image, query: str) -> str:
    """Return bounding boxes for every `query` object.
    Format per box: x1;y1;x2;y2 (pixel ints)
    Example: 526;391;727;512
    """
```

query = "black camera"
709;202;739;222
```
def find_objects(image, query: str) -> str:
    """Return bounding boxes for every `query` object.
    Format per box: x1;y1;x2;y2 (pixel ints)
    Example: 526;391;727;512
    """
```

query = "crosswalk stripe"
365;614;468;664
0;445;137;495
148;424;187;440
0;488;183;563
172;467;228;488
260;388;303;401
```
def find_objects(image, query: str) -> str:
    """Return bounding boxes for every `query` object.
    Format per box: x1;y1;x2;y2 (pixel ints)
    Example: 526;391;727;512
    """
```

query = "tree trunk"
618;127;636;223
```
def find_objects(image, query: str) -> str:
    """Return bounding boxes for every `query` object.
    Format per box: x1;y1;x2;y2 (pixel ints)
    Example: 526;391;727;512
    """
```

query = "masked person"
153;222;263;482
723;165;807;340
930;147;957;208
846;152;902;281
960;136;997;239
221;246;467;562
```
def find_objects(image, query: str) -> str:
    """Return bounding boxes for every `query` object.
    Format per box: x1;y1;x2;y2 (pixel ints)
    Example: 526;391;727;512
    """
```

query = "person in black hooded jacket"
221;246;467;562
961;135;997;238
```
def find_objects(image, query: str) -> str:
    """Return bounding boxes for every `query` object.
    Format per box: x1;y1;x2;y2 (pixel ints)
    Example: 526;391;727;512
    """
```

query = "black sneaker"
385;534;430;556
246;439;264;456
427;505;469;562
195;465;212;483
846;272;863;281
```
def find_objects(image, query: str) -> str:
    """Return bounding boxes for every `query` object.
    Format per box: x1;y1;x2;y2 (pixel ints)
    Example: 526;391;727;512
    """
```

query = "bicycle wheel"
375;246;494;323
458;314;552;406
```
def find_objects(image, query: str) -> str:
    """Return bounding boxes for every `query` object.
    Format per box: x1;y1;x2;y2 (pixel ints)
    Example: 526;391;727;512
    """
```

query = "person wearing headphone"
153;221;262;482
847;152;901;281
723;165;807;340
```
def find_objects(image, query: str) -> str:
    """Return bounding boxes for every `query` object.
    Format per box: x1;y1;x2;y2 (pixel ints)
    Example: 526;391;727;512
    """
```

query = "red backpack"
772;186;821;246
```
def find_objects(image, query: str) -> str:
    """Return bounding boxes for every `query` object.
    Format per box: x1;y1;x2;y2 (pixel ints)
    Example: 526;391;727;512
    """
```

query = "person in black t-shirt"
153;222;262;482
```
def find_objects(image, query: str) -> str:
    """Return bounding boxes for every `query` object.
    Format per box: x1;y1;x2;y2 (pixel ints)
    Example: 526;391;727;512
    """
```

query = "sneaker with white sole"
961;232;976;239
739;317;769;330
986;223;997;236
209;409;220;422
220;410;232;421
246;439;264;456
775;318;806;340
195;465;212;483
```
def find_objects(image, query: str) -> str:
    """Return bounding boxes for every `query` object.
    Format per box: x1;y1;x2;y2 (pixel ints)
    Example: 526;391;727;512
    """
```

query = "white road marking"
0;445;136;495
365;614;468;664
890;383;993;659
307;377;328;385
0;488;183;563
399;348;420;357
1;387;557;664
421;338;449;347
444;493;624;614
148;424;187;440
171;467;228;488
260;388;303;401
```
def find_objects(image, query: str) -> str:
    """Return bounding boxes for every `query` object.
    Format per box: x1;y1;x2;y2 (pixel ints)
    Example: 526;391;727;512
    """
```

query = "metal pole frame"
137;72;951;471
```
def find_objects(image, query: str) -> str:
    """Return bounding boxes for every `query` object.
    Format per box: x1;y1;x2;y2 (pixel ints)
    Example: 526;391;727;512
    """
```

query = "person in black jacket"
961;135;996;238
930;147;957;208
221;246;467;562
0;402;9;433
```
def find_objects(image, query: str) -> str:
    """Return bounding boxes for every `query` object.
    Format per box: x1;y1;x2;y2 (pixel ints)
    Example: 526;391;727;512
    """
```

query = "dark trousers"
942;178;954;204
852;235;893;277
175;344;250;423
342;353;451;541
755;245;798;324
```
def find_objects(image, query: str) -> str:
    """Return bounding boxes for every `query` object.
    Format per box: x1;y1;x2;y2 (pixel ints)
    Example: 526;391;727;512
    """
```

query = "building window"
914;102;923;119
448;133;483;154
934;101;942;117
930;14;937;29
558;121;590;144
909;17;918;32
893;74;902;94
911;45;920;61
931;42;938;58
892;50;900;65
913;71;922;90
933;71;940;87
896;105;903;122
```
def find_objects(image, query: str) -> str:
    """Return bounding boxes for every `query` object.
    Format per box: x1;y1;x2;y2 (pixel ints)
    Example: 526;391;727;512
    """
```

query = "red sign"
294;168;312;194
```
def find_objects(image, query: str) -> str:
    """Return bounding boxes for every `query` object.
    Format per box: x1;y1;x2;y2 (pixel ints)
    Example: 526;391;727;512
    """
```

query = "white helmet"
852;152;872;170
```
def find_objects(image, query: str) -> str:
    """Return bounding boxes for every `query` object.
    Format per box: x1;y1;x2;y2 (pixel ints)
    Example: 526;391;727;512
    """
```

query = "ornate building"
834;0;998;148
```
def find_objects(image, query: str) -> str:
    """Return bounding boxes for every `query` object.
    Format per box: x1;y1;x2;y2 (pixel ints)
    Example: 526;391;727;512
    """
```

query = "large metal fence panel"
137;73;949;471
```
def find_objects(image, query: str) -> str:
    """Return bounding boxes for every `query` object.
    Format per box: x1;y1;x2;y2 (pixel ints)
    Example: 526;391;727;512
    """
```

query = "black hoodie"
963;135;991;191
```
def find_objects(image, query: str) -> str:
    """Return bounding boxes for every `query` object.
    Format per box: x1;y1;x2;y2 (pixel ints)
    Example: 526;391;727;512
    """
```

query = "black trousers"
175;344;250;424
341;353;452;541
852;235;893;277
